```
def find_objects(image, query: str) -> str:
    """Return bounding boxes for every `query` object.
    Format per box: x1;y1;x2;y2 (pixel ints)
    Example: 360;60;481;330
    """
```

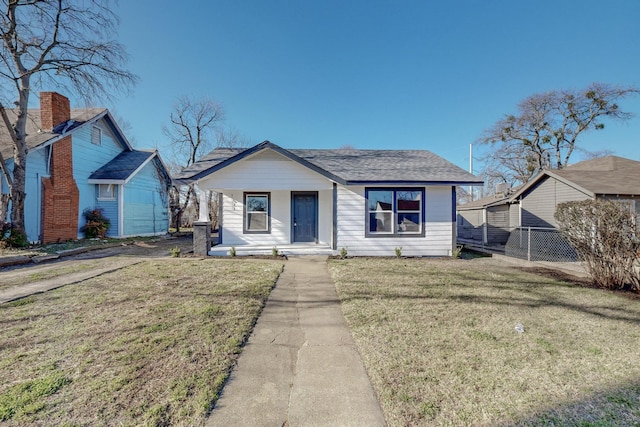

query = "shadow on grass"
343;285;640;325
499;379;640;426
337;266;640;326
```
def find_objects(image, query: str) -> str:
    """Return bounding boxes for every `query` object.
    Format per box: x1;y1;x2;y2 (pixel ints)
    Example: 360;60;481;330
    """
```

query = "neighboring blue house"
0;92;171;243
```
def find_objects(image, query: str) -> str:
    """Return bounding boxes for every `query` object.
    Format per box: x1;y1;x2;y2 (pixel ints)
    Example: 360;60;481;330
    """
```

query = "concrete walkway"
0;258;143;304
206;256;386;427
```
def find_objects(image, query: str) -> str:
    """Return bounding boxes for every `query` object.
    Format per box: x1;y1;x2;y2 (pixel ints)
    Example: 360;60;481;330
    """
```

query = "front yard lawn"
0;258;283;425
330;257;640;426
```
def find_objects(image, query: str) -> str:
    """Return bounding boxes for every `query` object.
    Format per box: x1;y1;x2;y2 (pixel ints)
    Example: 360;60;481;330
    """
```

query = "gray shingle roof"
479;155;640;205
551;156;640;196
457;193;511;210
175;141;483;185
89;150;155;182
0;108;106;159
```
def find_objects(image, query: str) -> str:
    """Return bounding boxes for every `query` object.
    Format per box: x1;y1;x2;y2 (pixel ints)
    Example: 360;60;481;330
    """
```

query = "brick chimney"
40;91;71;131
40;92;80;243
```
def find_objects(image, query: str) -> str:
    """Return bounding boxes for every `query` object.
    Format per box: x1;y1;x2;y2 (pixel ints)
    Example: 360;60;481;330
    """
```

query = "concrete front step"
209;244;335;257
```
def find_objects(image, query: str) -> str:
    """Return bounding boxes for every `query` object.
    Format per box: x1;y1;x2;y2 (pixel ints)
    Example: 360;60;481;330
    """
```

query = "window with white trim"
98;184;115;200
92;126;102;145
244;192;270;233
366;188;424;236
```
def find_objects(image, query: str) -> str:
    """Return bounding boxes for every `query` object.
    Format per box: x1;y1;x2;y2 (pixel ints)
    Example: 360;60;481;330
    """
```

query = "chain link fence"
504;227;578;262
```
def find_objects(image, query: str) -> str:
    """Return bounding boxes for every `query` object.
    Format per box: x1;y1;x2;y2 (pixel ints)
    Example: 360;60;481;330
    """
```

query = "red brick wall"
40;93;80;243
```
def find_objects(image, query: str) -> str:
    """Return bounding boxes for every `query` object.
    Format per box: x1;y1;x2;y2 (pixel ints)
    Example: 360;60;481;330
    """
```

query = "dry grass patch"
330;257;640;426
0;261;103;291
0;258;283;426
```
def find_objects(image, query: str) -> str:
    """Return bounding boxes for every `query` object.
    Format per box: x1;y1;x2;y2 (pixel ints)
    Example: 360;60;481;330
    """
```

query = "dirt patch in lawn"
520;266;594;286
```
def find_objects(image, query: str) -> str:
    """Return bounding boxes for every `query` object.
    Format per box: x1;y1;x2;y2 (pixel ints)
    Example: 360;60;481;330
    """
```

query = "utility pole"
469;144;473;201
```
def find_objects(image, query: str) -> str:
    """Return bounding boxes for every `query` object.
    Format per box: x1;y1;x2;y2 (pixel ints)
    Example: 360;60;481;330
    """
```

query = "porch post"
193;183;211;257
193;221;211;257
197;184;209;222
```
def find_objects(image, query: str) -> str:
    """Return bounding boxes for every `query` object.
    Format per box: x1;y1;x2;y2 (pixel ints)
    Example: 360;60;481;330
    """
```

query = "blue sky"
107;0;639;172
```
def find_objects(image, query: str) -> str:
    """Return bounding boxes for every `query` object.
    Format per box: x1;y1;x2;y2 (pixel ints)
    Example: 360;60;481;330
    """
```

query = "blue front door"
292;192;317;243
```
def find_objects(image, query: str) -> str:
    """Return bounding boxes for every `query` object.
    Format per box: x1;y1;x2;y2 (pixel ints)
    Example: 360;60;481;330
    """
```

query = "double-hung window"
366;188;424;236
92;126;102;145
244;192;270;233
98;184;115;200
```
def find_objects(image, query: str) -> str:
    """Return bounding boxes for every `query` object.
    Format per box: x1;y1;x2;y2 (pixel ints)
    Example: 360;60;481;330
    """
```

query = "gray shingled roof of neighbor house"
174;141;483;185
549;155;640;196
0;108;106;159
88;150;156;182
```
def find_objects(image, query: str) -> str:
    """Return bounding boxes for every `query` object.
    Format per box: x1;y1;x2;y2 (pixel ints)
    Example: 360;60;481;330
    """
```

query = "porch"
209;243;335;257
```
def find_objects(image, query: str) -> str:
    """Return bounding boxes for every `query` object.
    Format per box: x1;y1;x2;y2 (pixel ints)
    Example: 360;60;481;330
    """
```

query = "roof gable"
0;108;133;160
174;141;483;186
511;155;640;199
88;150;171;184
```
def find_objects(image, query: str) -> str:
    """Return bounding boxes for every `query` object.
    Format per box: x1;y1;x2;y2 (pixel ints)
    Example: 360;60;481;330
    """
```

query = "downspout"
332;183;338;250
46;145;52;174
218;192;223;244
119;184;124;237
518;196;523;247
482;207;488;245
452;187;457;254
518;196;522;227
36;173;41;243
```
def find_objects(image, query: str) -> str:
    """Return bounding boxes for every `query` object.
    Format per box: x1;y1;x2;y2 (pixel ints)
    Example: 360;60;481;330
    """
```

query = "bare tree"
479;140;539;190
479;83;639;187
0;0;136;240
215;126;251;149
163;96;224;231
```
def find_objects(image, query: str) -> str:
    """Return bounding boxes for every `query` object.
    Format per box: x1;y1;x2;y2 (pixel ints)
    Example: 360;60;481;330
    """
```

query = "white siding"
336;185;455;256
318;189;332;246
222;190;290;246
199;149;333;191
220;189;334;247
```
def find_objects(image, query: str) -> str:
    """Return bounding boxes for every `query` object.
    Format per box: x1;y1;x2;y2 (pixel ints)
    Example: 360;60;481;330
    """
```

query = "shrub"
395;246;403;257
340;247;348;259
555;199;640;291
0;222;27;248
80;208;110;239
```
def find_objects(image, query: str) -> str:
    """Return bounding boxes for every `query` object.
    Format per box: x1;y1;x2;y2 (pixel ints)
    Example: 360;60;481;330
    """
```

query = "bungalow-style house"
457;155;640;246
0;92;172;243
174;141;483;256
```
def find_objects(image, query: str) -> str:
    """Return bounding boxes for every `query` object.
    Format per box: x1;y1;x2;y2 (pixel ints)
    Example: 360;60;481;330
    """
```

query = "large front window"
366;188;424;236
244;193;270;233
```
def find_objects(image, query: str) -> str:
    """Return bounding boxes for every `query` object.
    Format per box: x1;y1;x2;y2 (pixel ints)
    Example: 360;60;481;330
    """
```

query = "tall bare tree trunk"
0;193;8;222
9;89;29;237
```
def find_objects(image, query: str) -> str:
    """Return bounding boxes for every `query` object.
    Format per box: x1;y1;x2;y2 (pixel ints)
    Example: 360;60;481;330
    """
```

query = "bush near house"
555;199;640;291
80;208;110;239
0;222;27;248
